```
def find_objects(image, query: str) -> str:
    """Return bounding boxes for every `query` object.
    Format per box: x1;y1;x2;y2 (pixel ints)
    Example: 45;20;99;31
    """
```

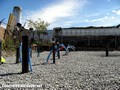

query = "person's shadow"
0;72;23;77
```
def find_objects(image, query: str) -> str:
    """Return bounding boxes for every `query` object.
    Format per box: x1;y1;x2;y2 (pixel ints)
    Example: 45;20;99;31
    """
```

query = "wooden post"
57;41;60;59
52;38;55;64
16;47;20;63
22;36;29;73
106;44;109;57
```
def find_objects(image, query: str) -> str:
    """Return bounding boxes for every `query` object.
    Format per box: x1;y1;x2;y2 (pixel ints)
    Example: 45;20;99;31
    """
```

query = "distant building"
46;30;53;40
53;26;120;50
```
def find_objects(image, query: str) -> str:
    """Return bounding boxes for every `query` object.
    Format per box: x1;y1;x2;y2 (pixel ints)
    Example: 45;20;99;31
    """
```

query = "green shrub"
2;40;5;50
5;36;15;50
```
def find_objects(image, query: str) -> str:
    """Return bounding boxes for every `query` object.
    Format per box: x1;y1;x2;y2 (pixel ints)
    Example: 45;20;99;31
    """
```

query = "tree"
27;18;50;42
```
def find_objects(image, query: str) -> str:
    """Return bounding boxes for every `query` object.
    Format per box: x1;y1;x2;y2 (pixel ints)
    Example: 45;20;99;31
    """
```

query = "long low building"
62;27;120;36
53;26;120;50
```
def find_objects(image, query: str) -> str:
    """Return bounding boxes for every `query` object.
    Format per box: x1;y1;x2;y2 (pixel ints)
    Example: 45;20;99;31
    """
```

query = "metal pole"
57;41;60;59
52;38;55;64
22;36;29;73
106;44;109;57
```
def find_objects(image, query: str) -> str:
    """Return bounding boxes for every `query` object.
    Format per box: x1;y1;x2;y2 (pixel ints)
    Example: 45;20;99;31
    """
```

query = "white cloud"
1;23;6;29
107;0;111;2
86;13;100;17
85;16;120;26
85;16;115;23
112;10;120;15
47;20;74;29
23;0;88;29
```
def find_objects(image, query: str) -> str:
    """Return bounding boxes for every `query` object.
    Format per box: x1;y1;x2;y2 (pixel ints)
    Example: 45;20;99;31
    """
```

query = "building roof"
64;26;116;29
54;25;120;30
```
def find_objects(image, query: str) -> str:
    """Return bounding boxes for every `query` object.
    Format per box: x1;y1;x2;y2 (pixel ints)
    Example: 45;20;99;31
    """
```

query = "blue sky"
0;0;120;29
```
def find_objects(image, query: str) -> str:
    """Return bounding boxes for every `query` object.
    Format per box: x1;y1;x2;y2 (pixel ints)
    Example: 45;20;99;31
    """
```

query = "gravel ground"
0;51;120;90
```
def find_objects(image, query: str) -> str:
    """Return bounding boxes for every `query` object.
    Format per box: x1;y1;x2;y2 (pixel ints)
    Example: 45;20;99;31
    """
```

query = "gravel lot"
0;51;120;90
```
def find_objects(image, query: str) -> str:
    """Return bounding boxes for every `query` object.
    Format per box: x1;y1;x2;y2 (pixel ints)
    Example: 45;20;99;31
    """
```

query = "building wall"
62;28;120;36
54;27;120;50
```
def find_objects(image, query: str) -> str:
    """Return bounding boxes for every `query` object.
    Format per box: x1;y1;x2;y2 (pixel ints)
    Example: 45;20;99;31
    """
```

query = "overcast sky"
0;0;120;29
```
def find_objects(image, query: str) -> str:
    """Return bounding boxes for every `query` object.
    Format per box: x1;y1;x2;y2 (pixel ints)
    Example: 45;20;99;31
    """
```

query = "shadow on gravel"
100;54;120;57
6;63;18;65
0;63;15;65
0;72;22;77
41;62;58;65
32;64;40;66
32;62;54;66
